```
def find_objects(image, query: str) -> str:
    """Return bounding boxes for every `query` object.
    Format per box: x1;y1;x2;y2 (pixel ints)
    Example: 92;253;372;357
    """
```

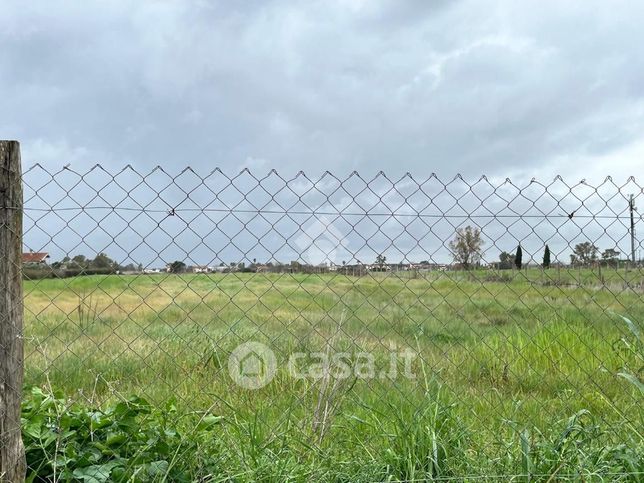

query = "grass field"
23;269;644;481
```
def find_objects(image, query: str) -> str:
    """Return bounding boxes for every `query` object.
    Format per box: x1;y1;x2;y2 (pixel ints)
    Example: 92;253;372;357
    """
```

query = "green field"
23;269;644;481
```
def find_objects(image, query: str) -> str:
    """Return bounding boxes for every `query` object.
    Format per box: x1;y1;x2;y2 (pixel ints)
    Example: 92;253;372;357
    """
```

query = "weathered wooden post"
0;141;26;482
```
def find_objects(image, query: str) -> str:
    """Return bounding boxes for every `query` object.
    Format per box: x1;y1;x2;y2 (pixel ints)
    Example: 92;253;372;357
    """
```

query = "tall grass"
22;272;644;480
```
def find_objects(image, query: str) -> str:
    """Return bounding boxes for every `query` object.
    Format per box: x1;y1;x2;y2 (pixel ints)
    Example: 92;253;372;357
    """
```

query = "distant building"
22;251;50;266
408;262;448;271
190;265;211;273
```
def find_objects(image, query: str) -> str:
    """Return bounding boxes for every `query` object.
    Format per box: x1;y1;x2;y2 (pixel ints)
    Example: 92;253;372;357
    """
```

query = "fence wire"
11;166;644;481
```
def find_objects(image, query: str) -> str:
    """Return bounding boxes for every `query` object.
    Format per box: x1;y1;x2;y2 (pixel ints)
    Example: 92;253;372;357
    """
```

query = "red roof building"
22;252;50;264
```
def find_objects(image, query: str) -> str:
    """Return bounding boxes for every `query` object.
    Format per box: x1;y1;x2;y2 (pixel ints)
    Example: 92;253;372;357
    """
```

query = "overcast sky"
3;1;642;265
2;0;643;179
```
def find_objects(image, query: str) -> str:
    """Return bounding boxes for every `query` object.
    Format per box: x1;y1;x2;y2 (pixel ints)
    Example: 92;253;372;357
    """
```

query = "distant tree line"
569;243;622;267
25;232;631;281
451;225;628;270
51;253;131;272
25;253;139;280
497;242;622;269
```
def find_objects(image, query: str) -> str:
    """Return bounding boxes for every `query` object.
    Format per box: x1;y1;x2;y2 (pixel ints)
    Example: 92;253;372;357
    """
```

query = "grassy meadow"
23;268;644;481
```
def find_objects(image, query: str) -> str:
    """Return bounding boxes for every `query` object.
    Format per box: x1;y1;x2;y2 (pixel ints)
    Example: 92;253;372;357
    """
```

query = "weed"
22;387;222;482
75;291;99;331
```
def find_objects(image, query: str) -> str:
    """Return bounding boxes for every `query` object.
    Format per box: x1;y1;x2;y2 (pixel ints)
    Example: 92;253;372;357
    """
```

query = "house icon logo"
228;341;277;389
295;215;347;266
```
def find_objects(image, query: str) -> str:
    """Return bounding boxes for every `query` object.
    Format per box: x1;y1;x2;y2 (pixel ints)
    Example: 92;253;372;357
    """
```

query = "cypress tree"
543;244;551;269
514;245;523;269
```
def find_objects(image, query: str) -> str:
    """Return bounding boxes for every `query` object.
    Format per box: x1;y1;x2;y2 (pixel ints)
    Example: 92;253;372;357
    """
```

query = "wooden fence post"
0;141;26;482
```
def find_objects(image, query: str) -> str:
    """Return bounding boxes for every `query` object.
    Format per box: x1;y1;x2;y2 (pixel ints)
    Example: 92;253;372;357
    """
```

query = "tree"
514;245;523;270
92;252;115;269
375;253;387;269
572;242;599;266
169;260;186;273
71;254;88;269
449;226;484;270
543;245;551;269
498;251;513;270
601;248;620;267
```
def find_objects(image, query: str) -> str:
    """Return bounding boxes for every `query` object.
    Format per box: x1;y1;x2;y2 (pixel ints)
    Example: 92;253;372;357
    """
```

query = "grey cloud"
1;0;643;179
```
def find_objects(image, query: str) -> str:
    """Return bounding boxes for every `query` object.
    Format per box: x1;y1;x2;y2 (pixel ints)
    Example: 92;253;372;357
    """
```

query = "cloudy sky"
2;0;643;179
3;1;642;265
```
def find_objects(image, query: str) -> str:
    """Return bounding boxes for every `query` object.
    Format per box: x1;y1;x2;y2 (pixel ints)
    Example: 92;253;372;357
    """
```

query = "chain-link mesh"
13;166;644;481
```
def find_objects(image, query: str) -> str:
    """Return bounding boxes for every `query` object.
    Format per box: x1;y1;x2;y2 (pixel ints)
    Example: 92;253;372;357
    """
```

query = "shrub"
22;387;221;482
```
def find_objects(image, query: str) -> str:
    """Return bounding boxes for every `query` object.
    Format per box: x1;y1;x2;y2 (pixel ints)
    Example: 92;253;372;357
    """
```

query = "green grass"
23;269;644;481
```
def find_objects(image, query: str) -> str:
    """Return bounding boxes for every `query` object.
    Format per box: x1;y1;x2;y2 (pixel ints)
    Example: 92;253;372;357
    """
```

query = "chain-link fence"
7;160;644;480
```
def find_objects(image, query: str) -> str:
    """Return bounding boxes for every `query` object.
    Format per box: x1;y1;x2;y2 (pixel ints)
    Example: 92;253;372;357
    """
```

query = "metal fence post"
0;141;26;482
